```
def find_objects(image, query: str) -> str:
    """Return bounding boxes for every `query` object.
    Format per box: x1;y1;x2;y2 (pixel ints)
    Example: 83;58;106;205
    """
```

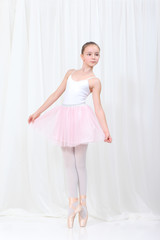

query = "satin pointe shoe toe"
67;197;82;229
78;195;88;227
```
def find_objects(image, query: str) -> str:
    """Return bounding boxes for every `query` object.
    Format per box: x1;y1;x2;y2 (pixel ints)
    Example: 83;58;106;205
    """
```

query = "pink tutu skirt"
30;103;105;147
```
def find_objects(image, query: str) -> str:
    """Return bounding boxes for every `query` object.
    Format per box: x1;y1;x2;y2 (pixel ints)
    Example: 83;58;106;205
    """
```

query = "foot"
67;197;82;228
79;195;88;227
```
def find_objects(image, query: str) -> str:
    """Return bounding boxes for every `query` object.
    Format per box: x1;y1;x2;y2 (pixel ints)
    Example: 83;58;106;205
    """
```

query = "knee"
64;161;75;169
75;155;86;170
76;162;86;170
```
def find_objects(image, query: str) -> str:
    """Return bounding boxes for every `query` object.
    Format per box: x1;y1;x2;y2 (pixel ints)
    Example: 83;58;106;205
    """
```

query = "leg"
61;146;81;228
74;144;88;222
74;144;88;196
61;146;79;198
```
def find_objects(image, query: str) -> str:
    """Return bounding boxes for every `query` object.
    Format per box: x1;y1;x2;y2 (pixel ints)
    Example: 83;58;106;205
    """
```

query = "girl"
28;41;112;228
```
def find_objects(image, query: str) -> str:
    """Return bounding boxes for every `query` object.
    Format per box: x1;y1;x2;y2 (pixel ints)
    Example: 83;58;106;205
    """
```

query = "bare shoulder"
61;69;75;84
89;77;102;92
53;69;76;99
93;77;101;84
65;68;76;77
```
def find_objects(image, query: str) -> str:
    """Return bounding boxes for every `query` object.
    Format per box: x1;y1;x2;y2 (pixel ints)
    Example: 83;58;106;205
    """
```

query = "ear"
80;54;84;61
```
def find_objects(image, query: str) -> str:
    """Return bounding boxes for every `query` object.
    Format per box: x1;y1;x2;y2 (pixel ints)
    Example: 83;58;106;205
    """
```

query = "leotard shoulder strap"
70;70;97;80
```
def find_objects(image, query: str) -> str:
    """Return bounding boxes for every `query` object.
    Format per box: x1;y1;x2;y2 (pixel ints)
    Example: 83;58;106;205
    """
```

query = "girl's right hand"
28;112;41;124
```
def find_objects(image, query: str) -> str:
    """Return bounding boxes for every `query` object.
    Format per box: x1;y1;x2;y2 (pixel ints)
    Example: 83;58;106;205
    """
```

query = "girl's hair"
81;41;100;54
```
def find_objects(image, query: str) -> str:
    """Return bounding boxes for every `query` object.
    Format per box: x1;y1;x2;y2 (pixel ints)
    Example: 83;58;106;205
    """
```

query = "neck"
80;63;94;74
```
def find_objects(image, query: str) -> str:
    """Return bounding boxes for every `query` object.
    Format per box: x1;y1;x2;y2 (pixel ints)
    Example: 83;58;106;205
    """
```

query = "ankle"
79;195;87;206
68;197;79;216
69;197;78;207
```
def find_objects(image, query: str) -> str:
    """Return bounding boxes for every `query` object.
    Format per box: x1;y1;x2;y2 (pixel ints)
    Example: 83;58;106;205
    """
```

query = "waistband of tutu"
62;102;86;106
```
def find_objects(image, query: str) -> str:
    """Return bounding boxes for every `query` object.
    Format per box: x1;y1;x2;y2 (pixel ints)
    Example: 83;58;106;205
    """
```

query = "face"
81;45;100;66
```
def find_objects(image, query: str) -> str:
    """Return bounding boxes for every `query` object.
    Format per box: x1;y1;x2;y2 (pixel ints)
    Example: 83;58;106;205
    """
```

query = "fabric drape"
0;0;160;221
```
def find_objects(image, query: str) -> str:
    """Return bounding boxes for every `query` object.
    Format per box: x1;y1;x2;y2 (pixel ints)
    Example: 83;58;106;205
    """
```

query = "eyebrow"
86;52;99;53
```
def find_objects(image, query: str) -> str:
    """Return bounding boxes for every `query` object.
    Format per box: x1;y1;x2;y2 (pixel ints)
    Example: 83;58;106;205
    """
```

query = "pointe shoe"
67;197;82;229
78;195;88;227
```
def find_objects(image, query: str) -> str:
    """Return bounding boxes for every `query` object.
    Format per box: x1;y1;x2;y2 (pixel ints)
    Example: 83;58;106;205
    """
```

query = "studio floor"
0;215;159;240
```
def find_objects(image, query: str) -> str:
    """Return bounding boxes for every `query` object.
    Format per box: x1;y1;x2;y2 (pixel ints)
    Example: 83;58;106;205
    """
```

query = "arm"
35;69;74;115
28;69;74;124
92;78;112;143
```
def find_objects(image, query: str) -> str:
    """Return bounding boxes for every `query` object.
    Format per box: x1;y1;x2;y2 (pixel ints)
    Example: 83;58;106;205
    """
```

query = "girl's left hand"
104;132;112;143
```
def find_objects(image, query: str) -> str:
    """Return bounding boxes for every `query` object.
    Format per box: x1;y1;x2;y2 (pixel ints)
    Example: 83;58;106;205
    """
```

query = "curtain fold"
0;0;159;221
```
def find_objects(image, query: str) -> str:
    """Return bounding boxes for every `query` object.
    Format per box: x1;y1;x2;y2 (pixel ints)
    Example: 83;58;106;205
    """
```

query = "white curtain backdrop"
0;0;160;221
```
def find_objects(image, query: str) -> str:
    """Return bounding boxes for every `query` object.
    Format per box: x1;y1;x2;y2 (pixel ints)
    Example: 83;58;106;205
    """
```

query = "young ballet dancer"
28;41;112;228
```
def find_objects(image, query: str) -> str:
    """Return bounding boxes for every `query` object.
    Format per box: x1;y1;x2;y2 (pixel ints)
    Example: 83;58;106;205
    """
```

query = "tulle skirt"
30;103;105;147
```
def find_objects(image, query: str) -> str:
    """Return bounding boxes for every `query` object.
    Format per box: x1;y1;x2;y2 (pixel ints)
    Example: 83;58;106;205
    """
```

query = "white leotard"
62;71;96;105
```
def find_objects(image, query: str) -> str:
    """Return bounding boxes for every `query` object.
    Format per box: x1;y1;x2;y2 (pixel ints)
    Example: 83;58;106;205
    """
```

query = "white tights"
61;144;88;217
61;144;88;198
